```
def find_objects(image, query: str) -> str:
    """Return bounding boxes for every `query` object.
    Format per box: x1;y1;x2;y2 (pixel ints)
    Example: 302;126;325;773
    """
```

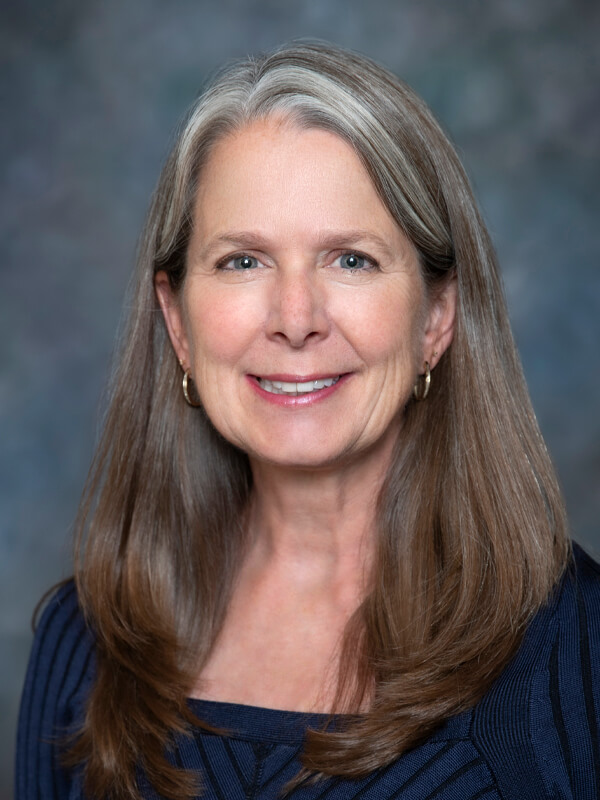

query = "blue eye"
340;253;366;269
233;255;258;270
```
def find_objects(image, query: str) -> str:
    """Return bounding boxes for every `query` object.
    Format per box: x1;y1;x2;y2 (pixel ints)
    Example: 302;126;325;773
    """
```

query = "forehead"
191;117;405;246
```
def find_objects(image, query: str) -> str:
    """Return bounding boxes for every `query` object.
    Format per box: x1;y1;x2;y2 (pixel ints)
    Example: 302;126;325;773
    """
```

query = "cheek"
335;284;425;366
184;288;264;366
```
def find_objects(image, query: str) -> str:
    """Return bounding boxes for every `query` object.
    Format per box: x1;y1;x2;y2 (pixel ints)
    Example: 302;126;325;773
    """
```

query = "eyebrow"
195;229;398;261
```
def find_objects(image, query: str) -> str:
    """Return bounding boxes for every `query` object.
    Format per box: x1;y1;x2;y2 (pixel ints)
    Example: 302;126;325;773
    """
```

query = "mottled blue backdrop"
2;1;599;795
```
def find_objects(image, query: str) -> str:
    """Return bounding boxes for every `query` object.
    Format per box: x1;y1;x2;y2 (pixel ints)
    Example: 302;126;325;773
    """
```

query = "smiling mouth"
256;376;341;396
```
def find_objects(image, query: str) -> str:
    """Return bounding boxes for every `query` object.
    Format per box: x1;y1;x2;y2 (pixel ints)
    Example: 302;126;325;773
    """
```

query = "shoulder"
26;580;95;711
544;542;600;696
16;580;95;799
470;543;600;800
569;540;600;603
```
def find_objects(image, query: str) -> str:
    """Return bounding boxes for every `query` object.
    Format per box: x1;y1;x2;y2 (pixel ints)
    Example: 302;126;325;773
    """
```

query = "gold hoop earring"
182;369;202;407
413;361;431;401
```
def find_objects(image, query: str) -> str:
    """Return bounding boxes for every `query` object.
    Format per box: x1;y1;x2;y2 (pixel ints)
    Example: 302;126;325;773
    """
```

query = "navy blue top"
16;543;600;798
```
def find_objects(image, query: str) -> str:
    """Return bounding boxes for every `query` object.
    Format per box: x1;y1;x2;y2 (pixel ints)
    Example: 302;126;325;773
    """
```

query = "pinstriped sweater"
16;543;600;799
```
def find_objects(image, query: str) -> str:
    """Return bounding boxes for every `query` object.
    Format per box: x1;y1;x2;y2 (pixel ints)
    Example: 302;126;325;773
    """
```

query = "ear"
423;276;457;370
154;271;190;369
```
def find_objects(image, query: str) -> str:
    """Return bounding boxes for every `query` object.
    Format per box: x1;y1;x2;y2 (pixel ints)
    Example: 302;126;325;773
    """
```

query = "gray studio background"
2;0;599;794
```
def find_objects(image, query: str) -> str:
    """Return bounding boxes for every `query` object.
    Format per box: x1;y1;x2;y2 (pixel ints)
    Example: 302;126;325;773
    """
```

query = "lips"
257;376;341;396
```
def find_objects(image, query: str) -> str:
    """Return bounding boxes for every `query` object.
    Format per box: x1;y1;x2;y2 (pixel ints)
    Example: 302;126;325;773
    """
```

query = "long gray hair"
70;42;569;799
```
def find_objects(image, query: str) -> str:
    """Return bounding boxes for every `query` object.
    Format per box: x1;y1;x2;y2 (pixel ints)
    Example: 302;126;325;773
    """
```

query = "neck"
245;437;396;602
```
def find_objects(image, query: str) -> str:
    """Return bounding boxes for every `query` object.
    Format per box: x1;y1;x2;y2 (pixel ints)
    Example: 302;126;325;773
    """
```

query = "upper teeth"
258;377;340;395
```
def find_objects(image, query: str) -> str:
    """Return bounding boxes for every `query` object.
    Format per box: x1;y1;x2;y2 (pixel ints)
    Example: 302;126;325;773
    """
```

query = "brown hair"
68;42;570;798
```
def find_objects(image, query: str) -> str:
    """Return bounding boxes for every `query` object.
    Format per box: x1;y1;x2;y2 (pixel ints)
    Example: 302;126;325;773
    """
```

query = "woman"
16;42;600;799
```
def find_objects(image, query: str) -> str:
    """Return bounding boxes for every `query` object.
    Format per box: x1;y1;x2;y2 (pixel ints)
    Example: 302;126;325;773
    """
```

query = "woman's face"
156;118;455;471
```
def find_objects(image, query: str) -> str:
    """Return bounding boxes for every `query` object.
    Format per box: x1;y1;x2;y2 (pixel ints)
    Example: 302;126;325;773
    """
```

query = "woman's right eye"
217;254;260;270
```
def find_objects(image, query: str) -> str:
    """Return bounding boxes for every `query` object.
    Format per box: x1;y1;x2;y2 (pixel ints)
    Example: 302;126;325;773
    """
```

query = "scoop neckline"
186;697;471;746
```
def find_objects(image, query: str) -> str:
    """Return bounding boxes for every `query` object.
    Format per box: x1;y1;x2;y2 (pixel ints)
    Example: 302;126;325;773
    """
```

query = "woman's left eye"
337;252;375;270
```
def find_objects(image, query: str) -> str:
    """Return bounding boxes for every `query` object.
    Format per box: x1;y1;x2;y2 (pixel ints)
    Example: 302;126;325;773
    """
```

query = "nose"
266;267;330;348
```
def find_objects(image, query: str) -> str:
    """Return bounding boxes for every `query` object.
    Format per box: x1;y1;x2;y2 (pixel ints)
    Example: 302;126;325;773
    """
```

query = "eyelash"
214;250;379;272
